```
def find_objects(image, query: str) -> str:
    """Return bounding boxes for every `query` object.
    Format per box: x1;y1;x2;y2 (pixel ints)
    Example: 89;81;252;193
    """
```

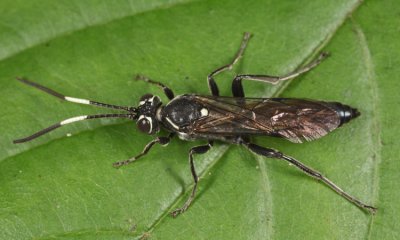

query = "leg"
171;141;213;217
245;142;377;214
113;133;174;167
208;32;251;96
232;52;329;97
135;75;175;100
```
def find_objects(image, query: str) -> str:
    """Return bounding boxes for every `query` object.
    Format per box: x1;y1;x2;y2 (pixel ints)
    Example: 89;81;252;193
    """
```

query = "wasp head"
135;94;162;134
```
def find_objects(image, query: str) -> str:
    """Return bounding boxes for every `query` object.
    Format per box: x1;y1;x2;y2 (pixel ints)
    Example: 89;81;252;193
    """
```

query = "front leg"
135;75;175;100
171;141;213;217
113;133;174;167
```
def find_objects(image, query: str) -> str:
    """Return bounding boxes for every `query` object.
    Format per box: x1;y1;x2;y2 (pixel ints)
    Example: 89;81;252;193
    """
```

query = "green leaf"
1;0;398;239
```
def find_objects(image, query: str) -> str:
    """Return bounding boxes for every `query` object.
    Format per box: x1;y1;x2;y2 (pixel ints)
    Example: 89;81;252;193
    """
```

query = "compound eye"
137;115;153;134
139;94;154;103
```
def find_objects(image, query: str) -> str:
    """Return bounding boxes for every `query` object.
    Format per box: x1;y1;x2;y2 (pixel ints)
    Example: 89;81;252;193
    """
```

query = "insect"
14;32;376;217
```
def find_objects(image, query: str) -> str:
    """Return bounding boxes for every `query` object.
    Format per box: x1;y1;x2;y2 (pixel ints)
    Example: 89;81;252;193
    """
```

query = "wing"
190;95;342;143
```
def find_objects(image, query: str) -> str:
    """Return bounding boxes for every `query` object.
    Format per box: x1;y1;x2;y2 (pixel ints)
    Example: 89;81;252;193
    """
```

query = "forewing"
191;96;341;143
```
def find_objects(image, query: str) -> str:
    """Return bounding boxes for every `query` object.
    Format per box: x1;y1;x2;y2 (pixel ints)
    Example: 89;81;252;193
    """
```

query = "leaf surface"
0;0;398;239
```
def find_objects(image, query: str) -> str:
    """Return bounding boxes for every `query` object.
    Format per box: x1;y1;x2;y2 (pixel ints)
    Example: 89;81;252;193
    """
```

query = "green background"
0;0;398;239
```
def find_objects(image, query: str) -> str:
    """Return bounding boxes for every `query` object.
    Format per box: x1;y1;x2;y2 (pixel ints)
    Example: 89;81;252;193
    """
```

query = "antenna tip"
15;77;28;83
13;139;24;144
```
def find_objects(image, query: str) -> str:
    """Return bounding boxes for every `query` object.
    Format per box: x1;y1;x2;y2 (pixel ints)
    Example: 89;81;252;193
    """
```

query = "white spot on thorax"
200;108;208;117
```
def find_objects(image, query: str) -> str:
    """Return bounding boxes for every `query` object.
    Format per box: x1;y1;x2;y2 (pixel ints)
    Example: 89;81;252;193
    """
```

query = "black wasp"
14;32;376;217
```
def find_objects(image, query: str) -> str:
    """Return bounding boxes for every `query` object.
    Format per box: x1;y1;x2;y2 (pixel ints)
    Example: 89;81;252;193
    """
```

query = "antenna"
16;77;132;111
13;78;137;143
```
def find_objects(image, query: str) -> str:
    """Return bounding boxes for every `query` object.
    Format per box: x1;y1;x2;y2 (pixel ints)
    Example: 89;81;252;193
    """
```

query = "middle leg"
170;141;213;217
